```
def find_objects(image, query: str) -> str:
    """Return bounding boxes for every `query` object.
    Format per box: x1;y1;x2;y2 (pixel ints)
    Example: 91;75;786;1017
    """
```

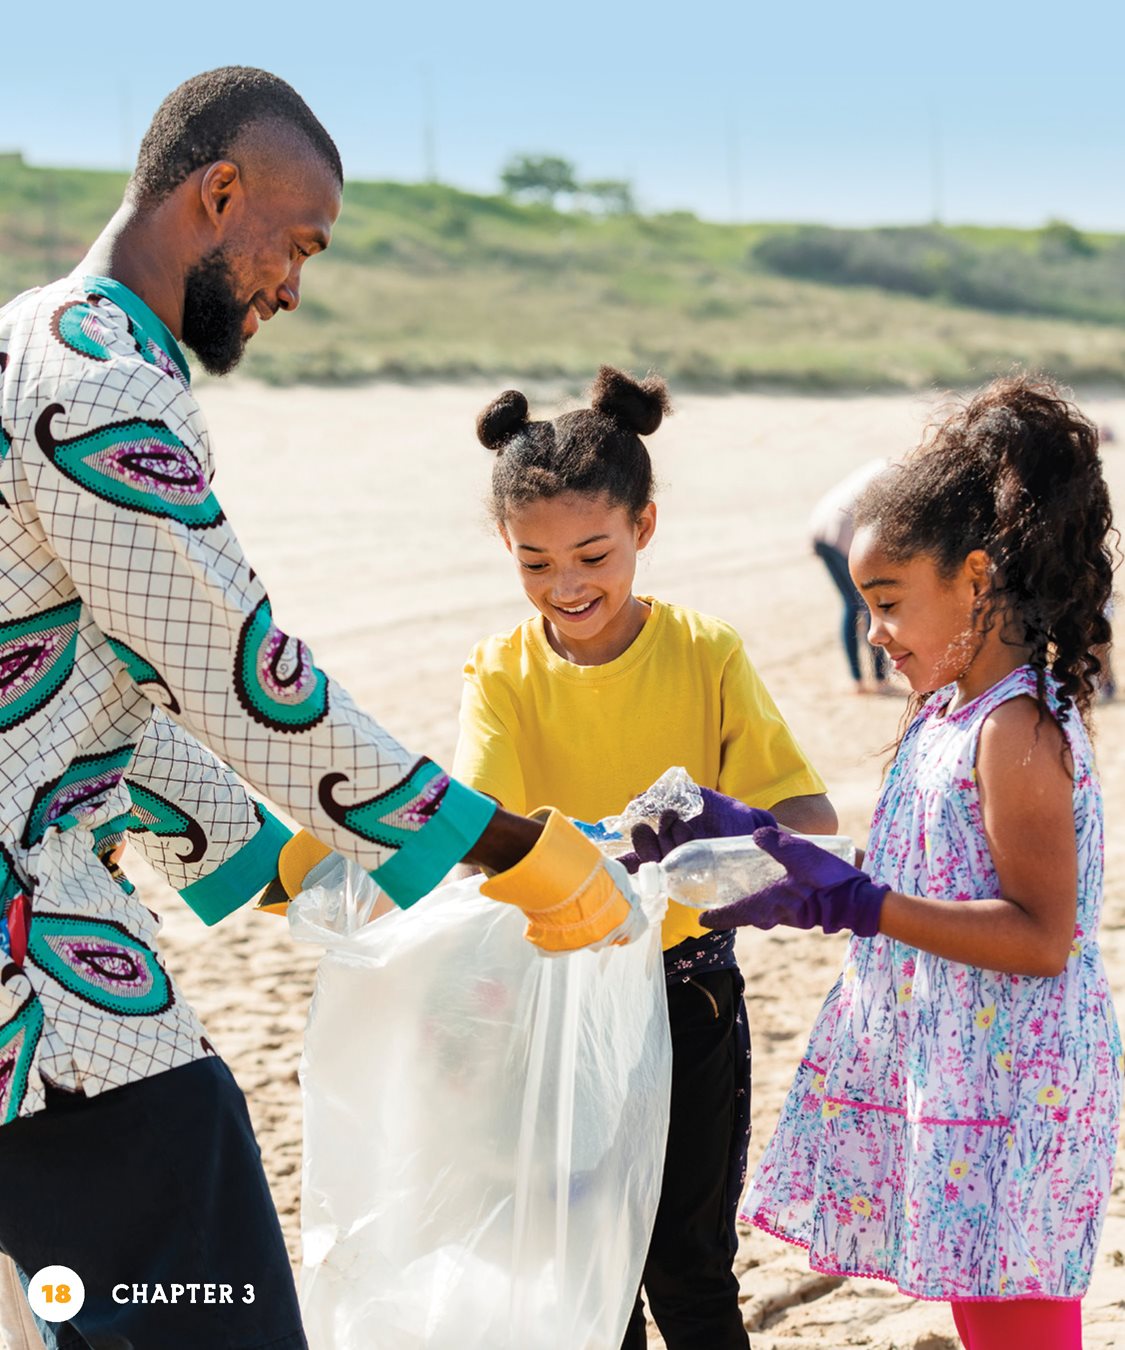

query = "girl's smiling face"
501;491;656;665
849;525;991;694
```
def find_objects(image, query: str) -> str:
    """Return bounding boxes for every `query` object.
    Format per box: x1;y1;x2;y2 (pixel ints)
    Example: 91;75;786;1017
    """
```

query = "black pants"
620;968;751;1350
0;1057;305;1349
814;540;888;685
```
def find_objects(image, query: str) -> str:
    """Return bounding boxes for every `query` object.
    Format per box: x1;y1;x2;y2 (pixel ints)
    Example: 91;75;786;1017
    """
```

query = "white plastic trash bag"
290;869;671;1350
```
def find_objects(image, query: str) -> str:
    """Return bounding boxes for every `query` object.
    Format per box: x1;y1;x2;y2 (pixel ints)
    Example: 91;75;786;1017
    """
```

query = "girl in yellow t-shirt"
453;366;836;1350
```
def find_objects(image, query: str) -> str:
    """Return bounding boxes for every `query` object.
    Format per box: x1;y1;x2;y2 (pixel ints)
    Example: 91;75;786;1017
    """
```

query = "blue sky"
4;0;1123;229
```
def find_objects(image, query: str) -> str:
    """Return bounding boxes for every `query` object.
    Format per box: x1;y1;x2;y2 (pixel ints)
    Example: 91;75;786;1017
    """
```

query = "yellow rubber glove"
480;808;646;953
255;830;336;916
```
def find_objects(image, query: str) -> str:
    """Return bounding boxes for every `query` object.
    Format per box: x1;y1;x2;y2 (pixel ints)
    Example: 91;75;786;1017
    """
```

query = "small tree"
580;179;636;216
1039;218;1095;258
499;154;578;207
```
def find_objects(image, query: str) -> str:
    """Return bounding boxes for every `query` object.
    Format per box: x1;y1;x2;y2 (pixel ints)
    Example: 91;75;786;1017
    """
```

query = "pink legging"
951;1299;1082;1349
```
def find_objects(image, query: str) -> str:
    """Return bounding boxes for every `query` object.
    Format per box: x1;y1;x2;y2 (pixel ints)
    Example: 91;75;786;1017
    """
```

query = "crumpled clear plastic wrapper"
604;764;703;834
290;857;671;1349
573;765;704;856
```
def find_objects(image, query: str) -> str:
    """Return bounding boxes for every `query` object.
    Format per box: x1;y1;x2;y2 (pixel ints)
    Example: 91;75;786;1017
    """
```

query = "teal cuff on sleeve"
372;778;497;908
91;810;139;854
178;807;294;926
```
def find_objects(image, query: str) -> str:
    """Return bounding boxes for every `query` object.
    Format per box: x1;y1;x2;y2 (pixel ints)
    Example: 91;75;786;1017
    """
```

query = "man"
0;67;640;1349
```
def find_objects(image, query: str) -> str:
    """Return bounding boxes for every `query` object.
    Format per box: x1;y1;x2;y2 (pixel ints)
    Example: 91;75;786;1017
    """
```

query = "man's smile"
243;297;277;338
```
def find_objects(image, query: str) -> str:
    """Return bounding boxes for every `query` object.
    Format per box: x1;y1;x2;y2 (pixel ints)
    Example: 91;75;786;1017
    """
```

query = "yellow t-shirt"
453;598;826;950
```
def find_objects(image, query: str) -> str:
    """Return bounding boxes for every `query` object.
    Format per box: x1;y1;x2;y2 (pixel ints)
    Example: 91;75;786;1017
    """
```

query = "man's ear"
199;160;243;230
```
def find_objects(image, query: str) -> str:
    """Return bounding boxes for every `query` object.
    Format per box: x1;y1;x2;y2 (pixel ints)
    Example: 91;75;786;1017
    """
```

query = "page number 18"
28;1266;85;1322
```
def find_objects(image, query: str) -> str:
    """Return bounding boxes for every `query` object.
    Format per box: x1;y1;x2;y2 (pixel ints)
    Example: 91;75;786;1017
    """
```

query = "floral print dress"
742;665;1123;1301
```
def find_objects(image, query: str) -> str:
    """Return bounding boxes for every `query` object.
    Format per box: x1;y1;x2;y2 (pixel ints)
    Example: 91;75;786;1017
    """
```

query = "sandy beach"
127;380;1125;1350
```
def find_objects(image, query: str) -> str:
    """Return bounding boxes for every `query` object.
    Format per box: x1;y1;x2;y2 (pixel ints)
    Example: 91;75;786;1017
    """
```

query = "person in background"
809;458;890;693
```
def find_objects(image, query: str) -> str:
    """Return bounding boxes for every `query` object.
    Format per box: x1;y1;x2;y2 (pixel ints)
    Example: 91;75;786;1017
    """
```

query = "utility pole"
42;173;59;284
725;111;742;223
421;66;437;183
929;102;944;226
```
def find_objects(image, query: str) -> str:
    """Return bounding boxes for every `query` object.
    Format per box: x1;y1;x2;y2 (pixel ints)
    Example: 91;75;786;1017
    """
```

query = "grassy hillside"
4;156;1125;391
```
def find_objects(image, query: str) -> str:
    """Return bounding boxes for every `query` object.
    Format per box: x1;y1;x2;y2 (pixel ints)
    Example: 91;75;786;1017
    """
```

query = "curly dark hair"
855;373;1116;727
131;67;342;208
476;366;671;522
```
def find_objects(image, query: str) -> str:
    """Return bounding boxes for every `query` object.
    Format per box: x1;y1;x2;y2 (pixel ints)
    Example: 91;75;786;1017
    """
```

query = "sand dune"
132;380;1125;1350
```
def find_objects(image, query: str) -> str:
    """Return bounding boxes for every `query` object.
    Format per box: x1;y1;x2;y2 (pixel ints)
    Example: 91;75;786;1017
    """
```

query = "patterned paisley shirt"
0;275;495;1123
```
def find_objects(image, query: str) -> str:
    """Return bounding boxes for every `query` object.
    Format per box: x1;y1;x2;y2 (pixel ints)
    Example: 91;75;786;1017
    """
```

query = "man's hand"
258;830;398;928
701;826;887;936
257;830;342;915
260;814;647;953
480;809;646;953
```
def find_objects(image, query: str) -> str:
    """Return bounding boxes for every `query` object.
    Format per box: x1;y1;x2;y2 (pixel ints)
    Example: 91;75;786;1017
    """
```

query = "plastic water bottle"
635;834;856;910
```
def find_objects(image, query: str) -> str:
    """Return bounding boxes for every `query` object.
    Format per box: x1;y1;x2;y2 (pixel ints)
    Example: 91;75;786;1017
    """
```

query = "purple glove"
701;826;888;936
619;788;777;875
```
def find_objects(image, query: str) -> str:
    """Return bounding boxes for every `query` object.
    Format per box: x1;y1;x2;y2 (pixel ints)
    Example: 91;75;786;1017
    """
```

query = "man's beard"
181;248;250;376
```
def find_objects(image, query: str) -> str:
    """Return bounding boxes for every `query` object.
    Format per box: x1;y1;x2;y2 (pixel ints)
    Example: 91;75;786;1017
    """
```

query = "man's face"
182;153;341;376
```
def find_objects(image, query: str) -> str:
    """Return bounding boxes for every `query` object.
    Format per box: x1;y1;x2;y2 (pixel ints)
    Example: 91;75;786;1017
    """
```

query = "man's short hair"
131;66;343;207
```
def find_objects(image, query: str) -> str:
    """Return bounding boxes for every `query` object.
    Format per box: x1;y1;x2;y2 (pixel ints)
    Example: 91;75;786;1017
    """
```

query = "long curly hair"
854;373;1116;729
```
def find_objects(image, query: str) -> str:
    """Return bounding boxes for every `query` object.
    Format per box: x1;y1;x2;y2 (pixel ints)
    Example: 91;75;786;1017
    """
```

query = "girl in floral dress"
697;375;1124;1349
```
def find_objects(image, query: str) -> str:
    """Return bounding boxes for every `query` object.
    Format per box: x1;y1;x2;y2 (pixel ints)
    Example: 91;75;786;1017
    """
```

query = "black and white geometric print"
0;276;477;1123
125;710;274;890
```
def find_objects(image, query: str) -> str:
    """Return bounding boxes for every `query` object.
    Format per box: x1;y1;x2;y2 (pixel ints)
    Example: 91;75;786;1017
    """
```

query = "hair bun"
476;390;529;451
590;366;671;436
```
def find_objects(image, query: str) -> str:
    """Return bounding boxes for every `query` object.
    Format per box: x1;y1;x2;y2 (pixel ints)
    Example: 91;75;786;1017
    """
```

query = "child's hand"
701;826;887;936
620;788;777;871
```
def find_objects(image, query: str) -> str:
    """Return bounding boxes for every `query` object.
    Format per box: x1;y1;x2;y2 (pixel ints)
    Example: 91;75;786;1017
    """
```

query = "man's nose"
277;265;302;313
